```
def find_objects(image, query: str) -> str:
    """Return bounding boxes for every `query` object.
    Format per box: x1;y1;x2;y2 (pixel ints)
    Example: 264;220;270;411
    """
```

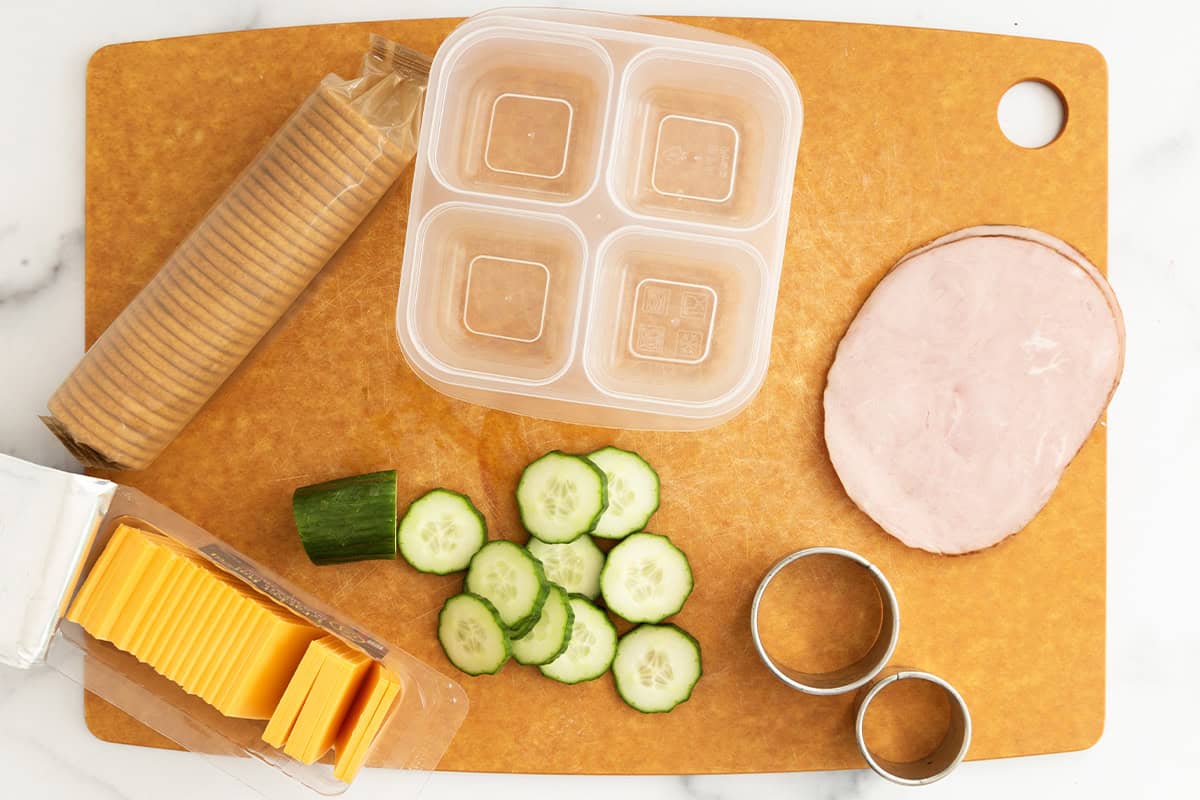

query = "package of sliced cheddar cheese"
0;453;467;795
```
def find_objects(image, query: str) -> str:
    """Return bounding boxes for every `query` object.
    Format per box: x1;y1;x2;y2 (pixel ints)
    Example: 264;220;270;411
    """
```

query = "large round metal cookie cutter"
750;547;900;695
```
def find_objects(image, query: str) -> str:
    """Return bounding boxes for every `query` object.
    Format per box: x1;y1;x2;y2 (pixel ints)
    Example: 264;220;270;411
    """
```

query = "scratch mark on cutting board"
517;418;535;454
269;473;317;484
409;604;442;625
331;564;381;601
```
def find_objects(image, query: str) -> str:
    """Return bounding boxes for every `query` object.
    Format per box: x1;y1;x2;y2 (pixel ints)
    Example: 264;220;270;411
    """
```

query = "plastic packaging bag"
43;36;429;470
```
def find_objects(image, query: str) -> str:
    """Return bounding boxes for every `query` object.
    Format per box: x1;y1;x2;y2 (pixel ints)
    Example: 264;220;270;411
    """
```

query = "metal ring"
854;669;972;785
750;547;900;695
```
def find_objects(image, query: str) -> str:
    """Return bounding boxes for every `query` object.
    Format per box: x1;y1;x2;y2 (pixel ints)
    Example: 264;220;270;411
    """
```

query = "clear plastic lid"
397;9;802;430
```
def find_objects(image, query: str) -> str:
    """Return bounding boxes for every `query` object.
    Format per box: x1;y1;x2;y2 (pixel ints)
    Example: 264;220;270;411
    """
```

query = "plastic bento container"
0;454;466;796
397;8;803;430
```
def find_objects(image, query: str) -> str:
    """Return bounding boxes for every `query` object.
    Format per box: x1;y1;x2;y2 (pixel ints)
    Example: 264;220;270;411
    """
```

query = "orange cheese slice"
142;560;206;670
109;540;183;652
127;557;189;662
261;636;332;748
62;522;328;728
128;537;208;662
333;664;385;757
66;523;138;626
182;574;253;693
211;606;273;711
332;664;403;782
88;527;162;642
285;638;372;764
197;594;256;703
157;566;218;686
334;678;402;782
220;607;323;720
68;524;148;635
178;582;239;694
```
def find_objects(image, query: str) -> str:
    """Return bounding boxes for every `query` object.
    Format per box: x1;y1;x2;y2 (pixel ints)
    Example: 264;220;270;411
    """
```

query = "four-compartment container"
397;9;803;430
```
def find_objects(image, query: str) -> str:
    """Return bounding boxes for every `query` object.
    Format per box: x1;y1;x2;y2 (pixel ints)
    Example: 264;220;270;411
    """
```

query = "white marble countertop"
2;0;1197;797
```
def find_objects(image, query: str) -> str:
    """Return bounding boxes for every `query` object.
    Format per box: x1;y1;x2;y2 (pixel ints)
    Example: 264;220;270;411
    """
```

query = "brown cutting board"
81;17;1107;773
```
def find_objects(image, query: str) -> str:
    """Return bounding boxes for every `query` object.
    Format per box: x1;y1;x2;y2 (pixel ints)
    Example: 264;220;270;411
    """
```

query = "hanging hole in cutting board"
860;676;953;763
997;79;1067;148
754;552;883;674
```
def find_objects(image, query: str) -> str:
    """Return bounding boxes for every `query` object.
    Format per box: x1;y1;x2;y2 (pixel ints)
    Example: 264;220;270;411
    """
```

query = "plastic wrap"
43;36;429;470
0;453;466;794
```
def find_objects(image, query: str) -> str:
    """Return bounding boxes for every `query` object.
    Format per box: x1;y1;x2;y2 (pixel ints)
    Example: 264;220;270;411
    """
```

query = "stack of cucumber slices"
291;447;701;714
440;448;702;714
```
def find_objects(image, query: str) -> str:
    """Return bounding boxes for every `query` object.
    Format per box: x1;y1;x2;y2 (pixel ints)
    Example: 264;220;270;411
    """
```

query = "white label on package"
0;453;115;669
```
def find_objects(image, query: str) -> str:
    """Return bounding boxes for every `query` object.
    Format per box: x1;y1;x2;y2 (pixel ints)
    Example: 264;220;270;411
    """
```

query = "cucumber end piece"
291;470;399;565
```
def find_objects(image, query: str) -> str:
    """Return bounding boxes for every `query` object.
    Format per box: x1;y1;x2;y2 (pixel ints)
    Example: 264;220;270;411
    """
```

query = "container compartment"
407;204;586;384
585;229;767;406
610;49;793;228
429;31;612;203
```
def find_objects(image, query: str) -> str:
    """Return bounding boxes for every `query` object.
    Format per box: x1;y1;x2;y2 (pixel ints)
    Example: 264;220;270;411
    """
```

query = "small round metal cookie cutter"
749;547;900;695
854;669;972;785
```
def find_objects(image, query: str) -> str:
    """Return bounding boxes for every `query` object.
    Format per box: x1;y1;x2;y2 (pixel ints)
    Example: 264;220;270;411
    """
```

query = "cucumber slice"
398;489;487;574
527;535;605;600
511;584;574;666
292;470;397;565
539;595;617;684
600;532;693;623
464;541;548;634
612;624;702;713
517;451;608;544
585;447;660;540
437;593;510;675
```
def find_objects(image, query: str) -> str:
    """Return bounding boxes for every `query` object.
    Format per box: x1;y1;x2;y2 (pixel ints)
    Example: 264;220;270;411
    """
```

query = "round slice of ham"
823;227;1124;555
